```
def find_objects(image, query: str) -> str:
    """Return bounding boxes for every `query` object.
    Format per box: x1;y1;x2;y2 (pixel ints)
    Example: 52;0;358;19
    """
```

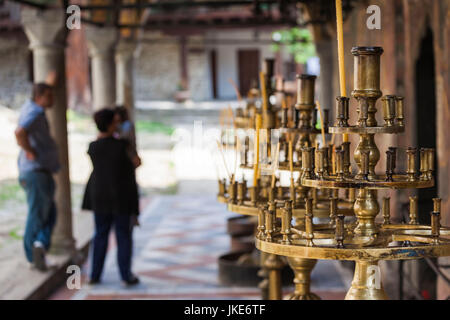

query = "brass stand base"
284;257;320;300
265;254;284;300
258;251;269;300
285;292;321;300
345;260;388;300
258;278;269;300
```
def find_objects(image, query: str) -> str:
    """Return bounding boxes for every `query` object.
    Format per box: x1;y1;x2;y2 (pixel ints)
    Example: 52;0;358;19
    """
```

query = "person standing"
15;78;60;271
114;106;141;168
82;108;140;286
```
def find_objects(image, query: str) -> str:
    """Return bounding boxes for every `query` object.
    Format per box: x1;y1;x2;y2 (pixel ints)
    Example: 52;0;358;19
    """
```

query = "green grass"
67;109;96;133
67;109;89;123
67;110;175;136
136;121;175;135
0;181;25;207
8;227;22;240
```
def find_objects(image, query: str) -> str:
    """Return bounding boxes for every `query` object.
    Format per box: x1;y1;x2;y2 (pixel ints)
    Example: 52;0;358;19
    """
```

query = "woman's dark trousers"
91;213;133;281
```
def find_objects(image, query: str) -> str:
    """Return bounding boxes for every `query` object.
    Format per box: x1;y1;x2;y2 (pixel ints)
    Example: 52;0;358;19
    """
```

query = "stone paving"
50;193;347;300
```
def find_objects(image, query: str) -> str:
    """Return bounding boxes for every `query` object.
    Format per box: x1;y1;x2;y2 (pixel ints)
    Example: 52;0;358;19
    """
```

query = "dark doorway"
412;26;437;300
210;50;218;99
28;50;34;82
415;27;437;224
237;49;260;97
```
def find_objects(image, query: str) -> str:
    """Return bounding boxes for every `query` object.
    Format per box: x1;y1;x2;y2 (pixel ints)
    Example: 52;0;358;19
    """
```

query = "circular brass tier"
240;163;303;172
329;125;404;134
301;175;434;190
279;127;322;135
227;202;354;218
256;224;450;261
217;195;228;204
235;116;251;128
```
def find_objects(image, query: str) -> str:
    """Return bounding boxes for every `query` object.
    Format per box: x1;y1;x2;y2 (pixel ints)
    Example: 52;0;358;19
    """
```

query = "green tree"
271;28;316;64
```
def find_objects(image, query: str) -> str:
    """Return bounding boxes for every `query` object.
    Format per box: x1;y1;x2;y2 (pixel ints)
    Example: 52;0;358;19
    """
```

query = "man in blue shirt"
15;81;60;271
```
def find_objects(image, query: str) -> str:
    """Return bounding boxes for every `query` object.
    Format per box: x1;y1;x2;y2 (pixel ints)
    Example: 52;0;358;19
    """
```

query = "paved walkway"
0;211;93;299
50;194;347;300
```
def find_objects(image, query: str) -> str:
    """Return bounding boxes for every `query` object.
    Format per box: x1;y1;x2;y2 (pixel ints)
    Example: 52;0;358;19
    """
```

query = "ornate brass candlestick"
255;46;450;300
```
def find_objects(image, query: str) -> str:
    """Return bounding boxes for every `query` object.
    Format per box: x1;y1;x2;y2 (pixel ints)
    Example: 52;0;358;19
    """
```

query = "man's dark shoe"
32;242;47;272
123;275;140;286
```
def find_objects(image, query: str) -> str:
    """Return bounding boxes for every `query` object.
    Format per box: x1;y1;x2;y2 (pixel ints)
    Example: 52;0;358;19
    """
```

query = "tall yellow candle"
216;140;231;180
253;114;262;186
288;139;295;195
259;71;268;114
336;0;349;143
281;97;287;110
315;100;326;147
233;135;239;183
228;77;243;104
288;140;294;180
271;142;280;188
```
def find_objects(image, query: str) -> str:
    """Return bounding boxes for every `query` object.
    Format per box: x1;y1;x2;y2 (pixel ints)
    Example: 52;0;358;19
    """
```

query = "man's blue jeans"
19;170;56;263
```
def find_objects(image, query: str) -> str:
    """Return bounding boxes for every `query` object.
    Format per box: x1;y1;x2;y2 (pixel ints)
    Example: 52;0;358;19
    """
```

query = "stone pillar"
115;40;137;120
21;8;75;253
179;36;189;91
85;26;118;110
315;40;334;114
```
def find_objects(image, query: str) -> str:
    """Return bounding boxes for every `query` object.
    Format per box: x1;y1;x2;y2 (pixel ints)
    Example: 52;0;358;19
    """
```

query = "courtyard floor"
49;192;348;300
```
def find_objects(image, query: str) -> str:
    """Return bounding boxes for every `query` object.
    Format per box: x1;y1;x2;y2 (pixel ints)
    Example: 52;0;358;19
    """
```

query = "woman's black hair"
114;105;129;122
94;108;115;132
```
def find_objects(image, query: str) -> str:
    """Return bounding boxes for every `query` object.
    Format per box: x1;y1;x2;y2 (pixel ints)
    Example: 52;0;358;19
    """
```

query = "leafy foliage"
271;28;316;64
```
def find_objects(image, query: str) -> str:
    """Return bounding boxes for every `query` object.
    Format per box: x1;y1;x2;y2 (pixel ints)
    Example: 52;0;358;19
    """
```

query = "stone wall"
0;32;31;109
65;27;91;112
188;46;212;101
135;29;277;101
423;0;450;300
135;37;180;101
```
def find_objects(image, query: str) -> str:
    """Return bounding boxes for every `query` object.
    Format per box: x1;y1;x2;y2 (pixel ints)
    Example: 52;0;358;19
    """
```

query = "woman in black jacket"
82;108;140;286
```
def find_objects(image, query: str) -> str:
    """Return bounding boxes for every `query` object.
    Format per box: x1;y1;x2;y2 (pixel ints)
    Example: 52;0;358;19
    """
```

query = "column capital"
115;39;137;112
85;25;118;58
21;8;67;51
115;40;138;60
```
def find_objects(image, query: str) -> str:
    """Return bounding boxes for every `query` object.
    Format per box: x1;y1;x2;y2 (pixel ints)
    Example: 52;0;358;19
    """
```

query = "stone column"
85;26;118;110
115;40;137;120
21;8;75;253
315;40;334;114
179;36;189;91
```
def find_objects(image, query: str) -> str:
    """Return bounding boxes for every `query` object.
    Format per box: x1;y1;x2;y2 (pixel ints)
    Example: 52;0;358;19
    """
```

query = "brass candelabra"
254;46;450;300
217;60;354;299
